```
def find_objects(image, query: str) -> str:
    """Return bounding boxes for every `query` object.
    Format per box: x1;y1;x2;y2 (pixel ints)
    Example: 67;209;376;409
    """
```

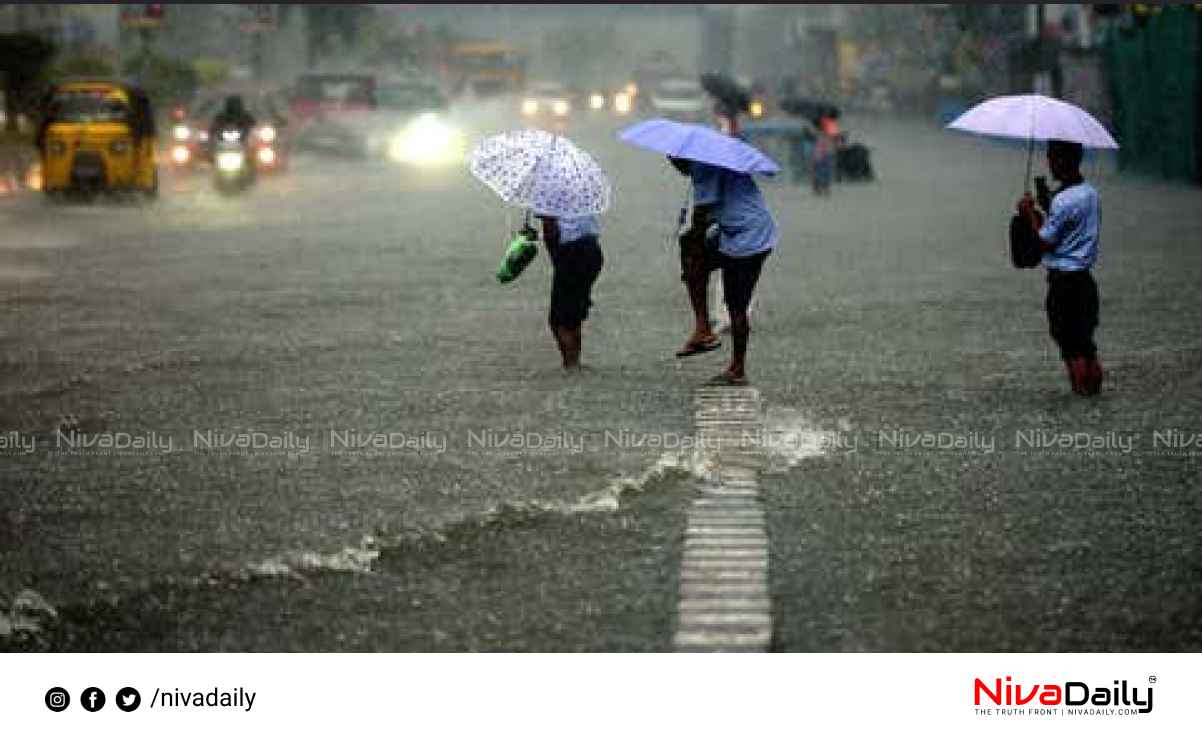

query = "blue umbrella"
618;118;780;175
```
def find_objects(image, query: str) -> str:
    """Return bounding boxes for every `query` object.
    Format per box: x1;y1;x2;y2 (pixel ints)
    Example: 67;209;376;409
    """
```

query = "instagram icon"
44;687;70;712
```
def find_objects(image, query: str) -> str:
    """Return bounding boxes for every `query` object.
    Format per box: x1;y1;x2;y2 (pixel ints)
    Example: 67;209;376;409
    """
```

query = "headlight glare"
216;151;245;171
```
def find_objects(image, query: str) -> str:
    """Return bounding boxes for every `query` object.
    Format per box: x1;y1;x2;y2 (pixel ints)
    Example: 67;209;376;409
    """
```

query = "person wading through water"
537;213;604;371
1016;139;1103;395
670;155;778;386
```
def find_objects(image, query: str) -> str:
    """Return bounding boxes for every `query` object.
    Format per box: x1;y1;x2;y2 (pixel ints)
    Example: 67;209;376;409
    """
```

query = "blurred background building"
1;3;1198;182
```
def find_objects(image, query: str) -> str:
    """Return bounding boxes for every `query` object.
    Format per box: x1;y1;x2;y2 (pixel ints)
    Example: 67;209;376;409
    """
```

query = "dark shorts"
549;236;603;327
812;153;834;186
1046;269;1099;360
680;232;769;314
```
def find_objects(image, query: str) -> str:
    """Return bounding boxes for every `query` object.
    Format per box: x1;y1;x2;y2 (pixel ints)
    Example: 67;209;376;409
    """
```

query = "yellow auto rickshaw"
36;79;158;199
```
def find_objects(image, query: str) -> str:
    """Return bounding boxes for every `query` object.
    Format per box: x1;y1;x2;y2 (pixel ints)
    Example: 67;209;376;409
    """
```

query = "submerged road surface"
2;114;1200;650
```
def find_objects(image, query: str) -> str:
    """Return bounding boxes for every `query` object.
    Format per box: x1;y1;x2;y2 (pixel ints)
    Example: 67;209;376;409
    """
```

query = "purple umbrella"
946;94;1119;186
618;118;780;175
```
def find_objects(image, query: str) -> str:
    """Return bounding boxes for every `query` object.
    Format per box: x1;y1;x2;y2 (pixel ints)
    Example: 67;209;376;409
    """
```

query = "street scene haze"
1;3;1200;652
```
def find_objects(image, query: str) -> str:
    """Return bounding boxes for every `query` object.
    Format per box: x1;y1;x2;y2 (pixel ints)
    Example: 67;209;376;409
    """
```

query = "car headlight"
258;125;276;144
389;116;462;166
613;92;632;114
552;99;570;117
216;151;245;171
588;93;605;110
521;98;538;116
173;124;191;141
110;139;131;154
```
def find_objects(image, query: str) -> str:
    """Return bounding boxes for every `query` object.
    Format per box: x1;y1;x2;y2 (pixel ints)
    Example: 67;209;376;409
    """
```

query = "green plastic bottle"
497;226;539;284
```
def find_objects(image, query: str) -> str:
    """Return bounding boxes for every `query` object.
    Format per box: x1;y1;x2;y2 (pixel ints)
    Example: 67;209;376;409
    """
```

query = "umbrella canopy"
618;118;780;176
946;94;1118;149
469;129;611;218
946;94;1118;188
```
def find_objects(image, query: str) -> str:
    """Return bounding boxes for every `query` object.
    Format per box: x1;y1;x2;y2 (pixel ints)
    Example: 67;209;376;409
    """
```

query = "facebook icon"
81;687;106;712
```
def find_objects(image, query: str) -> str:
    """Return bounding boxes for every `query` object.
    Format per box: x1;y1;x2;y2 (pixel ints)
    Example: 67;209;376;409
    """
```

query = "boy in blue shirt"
669;157;777;385
1017;139;1103;396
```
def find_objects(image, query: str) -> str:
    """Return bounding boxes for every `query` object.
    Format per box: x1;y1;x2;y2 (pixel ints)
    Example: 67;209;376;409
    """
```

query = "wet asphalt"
1;110;1199;650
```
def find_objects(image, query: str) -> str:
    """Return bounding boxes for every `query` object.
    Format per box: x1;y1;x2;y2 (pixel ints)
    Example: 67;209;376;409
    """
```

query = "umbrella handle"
1024;136;1034;194
676;184;693;231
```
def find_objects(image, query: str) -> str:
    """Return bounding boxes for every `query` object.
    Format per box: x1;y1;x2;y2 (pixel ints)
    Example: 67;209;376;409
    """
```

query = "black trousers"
548;237;603;327
679;232;769;314
1046;270;1099;361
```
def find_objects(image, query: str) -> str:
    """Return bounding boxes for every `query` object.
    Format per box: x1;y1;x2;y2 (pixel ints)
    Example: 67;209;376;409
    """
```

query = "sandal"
706;371;749;386
675;336;721;358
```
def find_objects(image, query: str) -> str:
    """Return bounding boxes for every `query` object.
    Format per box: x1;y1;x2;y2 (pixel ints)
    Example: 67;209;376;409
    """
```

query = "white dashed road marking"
673;385;772;652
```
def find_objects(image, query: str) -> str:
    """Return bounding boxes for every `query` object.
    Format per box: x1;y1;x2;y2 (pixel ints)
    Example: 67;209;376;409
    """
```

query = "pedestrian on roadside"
812;113;838;196
1016;139;1103;395
537;213;604;371
669;156;777;386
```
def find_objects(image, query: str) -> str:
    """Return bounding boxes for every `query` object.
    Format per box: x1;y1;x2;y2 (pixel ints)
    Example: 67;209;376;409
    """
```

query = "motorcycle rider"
208;95;256;154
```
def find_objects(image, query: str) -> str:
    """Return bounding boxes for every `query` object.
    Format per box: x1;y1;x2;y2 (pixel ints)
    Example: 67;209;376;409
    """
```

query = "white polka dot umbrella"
469;129;611;218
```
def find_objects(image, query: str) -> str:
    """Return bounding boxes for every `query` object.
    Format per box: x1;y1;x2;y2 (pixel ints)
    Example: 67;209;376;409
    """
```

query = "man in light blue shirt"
670;157;777;385
1017;139;1103;395
690;161;780;258
1038;179;1100;272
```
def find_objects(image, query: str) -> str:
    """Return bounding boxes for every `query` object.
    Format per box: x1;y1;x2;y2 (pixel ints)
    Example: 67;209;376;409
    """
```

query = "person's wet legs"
710;251;767;384
726;309;750;380
1047;271;1100;396
679;245;719;354
686;270;714;341
549;319;568;364
1086;355;1104;395
558;324;582;369
548;238;602;369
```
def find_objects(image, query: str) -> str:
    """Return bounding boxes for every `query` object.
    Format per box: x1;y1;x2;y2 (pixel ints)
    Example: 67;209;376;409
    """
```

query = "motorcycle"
212;126;255;194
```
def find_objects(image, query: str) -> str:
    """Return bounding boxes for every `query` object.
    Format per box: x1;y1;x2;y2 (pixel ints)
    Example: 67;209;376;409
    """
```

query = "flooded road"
2;112;1200;650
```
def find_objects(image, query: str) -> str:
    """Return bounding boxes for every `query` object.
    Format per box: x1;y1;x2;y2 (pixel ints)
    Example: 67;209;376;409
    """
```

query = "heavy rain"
1;4;1200;654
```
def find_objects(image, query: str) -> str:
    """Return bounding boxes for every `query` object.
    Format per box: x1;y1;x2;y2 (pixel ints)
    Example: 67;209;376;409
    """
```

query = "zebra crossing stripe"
673;385;772;652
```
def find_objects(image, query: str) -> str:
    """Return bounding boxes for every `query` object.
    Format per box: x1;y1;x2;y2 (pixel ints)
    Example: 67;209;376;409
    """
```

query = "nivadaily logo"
974;675;1155;715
